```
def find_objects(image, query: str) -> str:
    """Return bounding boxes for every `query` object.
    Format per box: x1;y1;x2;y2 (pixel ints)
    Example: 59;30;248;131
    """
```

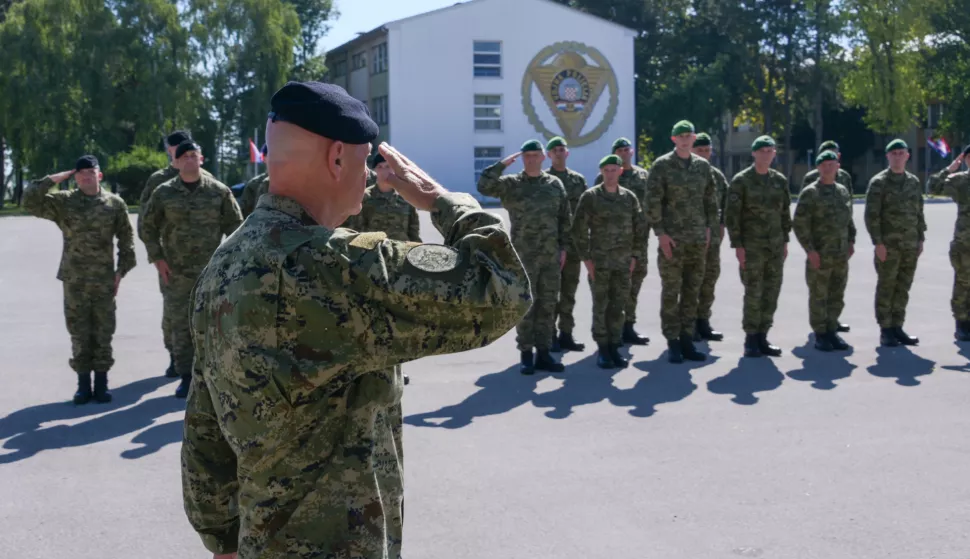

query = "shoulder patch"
405;244;461;273
349;231;387;250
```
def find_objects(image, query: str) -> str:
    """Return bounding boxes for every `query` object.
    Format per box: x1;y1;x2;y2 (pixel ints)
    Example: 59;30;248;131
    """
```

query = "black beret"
175;140;200;159
371;152;386;168
166;130;191;147
962;144;970;157
75;155;99;171
693;133;712;147
269;81;379;144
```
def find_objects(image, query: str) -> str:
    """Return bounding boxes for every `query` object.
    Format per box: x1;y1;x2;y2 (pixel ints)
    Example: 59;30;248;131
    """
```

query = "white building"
326;0;637;200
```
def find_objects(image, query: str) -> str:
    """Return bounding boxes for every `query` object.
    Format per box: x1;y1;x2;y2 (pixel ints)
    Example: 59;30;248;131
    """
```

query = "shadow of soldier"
607;351;714;418
941;341;970;373
867;346;935;386
786;335;857;390
121;419;184;460
532;353;620;419
0;395;185;464
707;357;785;405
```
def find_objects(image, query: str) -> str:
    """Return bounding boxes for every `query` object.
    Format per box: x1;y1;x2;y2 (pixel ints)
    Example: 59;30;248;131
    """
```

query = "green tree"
923;0;970;139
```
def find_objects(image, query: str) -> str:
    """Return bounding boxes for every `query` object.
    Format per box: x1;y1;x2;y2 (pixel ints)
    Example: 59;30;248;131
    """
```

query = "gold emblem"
521;42;619;148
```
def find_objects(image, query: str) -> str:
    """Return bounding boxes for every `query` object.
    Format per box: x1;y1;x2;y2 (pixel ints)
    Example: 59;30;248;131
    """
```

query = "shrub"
104;146;169;204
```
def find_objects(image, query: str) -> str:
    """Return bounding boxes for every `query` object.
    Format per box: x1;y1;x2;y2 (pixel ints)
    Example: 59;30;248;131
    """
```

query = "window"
371;43;388;75
474;94;502;131
352;52;367;71
473;41;501;78
474;147;502;185
330;60;347;79
371;96;388;126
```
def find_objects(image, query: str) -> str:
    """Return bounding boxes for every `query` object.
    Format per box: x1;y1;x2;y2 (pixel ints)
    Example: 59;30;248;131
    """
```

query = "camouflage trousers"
625;253;648;323
517;255;560;351
873;246;919;328
63;281;116;373
165;272;198;377
158;273;173;352
657;242;706;340
740;247;785;334
805;254;849;333
556;249;582;334
697;233;723;320
591;268;631;345
949;243;970;321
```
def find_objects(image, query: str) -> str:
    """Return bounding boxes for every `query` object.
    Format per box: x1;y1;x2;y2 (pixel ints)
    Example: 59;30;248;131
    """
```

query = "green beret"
819;140;839;153
815;150;838;165
694;133;712;147
751;135;776;151
599;154;622;168
671;120;695;136
520;139;543;153
546;136;566;151
885;139;908;153
612;137;632;152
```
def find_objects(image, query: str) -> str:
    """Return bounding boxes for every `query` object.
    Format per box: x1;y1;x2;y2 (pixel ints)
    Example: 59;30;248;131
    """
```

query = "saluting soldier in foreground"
23;156;136;404
927;145;970;341
691;132;728;342
181;81;530;559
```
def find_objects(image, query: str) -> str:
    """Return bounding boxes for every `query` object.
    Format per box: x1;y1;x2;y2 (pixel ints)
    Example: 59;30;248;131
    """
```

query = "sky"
321;0;462;51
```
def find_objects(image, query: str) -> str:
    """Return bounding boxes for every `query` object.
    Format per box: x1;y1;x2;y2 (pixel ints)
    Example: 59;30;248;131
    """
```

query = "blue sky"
321;0;462;51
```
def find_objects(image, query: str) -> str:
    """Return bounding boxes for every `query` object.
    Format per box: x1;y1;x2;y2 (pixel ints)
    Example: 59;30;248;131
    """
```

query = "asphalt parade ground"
1;203;968;558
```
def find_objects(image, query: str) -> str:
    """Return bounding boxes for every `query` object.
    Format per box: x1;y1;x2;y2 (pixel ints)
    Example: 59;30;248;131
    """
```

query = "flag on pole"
249;139;264;163
928;137;951;158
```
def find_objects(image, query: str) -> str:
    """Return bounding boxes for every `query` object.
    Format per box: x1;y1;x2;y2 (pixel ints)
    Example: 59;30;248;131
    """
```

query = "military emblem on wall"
522;41;619;147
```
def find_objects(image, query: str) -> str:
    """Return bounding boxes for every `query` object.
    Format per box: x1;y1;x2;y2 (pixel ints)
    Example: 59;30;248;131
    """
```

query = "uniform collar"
258;194;318;225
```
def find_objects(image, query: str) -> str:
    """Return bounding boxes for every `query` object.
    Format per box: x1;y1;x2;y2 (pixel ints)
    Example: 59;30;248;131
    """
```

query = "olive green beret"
693;133;712;147
520;139;543;153
815;150;838;165
819;140;839;153
612;137;632;152
599;154;622;168
885;139;908;153
751;135;776;151
671;120;695;136
546;136;566;151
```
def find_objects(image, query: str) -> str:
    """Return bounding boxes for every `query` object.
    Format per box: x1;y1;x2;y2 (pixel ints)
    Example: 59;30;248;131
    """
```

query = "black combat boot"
93;371;113;403
880;328;900;347
596;344;616;369
956;320;970;342
609;345;629;368
695;319;724;342
174;375;191;398
814;332;834;352
828;331;851;351
73;372;93;405
758;333;783;357
622;322;649;345
667;339;684;363
535;349;565;373
164;354;178;378
680;334;706;362
557;330;586;352
837;323;851;333
743;334;763;358
894;326;919;346
520;350;535;375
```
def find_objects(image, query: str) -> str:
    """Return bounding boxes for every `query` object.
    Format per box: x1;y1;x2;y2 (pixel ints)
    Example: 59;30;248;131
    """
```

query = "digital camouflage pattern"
140;174;243;377
595;165;650;321
239;172;270;218
698;166;730;320
793;181;857;333
181;192;530;558
864;169;925;328
23;177;136;373
478;161;570;351
801;168;852;192
344;185;421;243
928;169;970;320
548;166;588;334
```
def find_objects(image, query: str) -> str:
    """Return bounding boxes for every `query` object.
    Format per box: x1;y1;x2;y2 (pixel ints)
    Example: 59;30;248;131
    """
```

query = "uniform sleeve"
724;174;744;248
847;193;857;245
792;190;814;252
138;175;159;239
556;182;571;253
407;205;422;243
140;189;166;263
632;196;648;263
864;177;884;245
704;170;718;229
928;170;951;196
644;163;666;236
571;192;591;262
115;202;137;278
239;176;259;218
716;171;729;225
22;177;65;224
780;177;792;241
220;190;243;237
943;173;969;204
801;170;815;190
917;179;926;243
476;161;513;199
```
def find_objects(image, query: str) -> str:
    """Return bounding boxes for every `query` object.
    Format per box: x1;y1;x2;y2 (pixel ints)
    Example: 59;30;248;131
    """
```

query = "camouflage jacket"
572;185;648;270
182;192;530;557
23;177;136;282
711;166;729;240
140;174;243;277
802;168;852;192
239;172;270;218
138;165;214;238
864;169;926;248
477;161;571;261
793;181;857;257
594;165;649;209
928;169;970;248
345;184;421;243
547;166;587;253
645;151;718;245
725;165;792;250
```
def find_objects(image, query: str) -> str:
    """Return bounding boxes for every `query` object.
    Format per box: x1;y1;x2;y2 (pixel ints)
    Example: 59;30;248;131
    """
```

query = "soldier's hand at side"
659;234;676;260
50;170;75;184
735;247;746;270
720;224;725;239
501;152;522;167
808;251;821;270
584;260;595;281
559;250;566;271
849;243;855;258
918;241;923;257
113;274;121;297
154;260;172;285
629;258;636;275
783;243;788;260
875;244;888;262
379;143;446;212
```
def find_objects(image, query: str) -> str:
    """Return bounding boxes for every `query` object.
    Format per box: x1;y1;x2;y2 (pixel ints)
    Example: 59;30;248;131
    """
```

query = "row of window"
331;40;503;79
331;43;389;78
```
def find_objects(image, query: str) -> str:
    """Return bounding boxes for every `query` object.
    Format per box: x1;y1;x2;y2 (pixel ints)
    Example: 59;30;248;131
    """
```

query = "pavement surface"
1;204;968;559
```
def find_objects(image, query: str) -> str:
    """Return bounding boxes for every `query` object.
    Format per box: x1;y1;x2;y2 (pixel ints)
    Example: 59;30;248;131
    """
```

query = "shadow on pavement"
707;356;785;405
532;353;618;419
867;346;935;386
787;335;857;390
608;345;717;418
121;419;184;460
942;341;970;372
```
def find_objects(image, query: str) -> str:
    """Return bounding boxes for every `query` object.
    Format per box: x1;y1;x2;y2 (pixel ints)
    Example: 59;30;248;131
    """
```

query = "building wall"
387;0;636;199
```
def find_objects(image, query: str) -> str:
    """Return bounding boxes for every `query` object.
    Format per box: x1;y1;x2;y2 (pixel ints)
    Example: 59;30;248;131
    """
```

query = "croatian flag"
249;139;264;163
928;137;951;158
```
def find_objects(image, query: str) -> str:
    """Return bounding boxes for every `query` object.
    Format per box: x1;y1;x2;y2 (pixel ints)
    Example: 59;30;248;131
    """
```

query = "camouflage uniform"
343;185;421;242
337;169;379;229
572;186;647;345
697;166;729;320
596;166;650;321
239;172;270;218
182;192;530;559
23;177;137;373
802;168;852;192
793;181;856;333
140;175;243;379
547;166;587;336
478;161;570;352
864;169;925;328
928;169;970;322
645;152;718;340
724;166;792;334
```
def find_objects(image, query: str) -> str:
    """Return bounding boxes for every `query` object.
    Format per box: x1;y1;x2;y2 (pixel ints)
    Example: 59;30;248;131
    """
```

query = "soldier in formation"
239;143;270;218
927;144;970;341
478;139;571;375
864;139;925;347
792;150;856;351
725;135;791;358
572;154;648;369
801;140;853;192
141;140;243;398
344;151;422;242
23;155;136;404
691;132;728;342
645;120;718;363
181;81;530;559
